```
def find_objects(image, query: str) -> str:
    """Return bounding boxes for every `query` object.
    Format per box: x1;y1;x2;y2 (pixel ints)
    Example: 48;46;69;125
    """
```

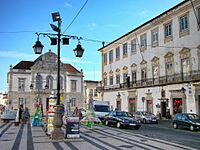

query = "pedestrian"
23;107;30;124
73;107;79;116
78;109;83;119
19;105;23;123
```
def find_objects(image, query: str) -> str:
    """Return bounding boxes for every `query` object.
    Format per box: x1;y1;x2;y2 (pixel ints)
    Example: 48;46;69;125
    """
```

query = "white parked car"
133;111;158;124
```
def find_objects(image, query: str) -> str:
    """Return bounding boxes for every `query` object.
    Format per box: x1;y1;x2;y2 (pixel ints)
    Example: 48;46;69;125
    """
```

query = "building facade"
83;80;102;109
0;93;8;106
99;0;200;117
7;50;84;115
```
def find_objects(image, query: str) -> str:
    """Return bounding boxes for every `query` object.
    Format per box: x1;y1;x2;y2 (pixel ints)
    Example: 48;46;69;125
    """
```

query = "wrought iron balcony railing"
103;70;200;91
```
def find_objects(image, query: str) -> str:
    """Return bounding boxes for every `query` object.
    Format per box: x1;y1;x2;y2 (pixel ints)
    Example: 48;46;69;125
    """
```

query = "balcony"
103;70;200;91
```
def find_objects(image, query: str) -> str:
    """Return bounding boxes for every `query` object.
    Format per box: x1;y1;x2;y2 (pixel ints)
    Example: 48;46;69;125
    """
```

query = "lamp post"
32;12;84;140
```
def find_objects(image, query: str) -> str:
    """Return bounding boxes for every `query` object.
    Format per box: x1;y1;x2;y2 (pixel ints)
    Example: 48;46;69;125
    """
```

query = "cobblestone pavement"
0;120;198;150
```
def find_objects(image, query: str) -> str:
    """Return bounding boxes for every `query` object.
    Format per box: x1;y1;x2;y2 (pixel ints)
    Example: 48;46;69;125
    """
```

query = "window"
141;69;147;82
104;77;107;86
18;98;24;106
181;58;190;77
141;33;147;50
60;76;63;90
151;29;158;46
36;74;42;90
152;65;159;78
198;53;200;70
131;39;136;55
123;43;128;56
89;89;93;96
70;98;76;107
123;73;128;83
164;22;172;38
180;15;188;32
116;46;120;60
71;80;77;92
132;71;137;83
103;53;107;65
116;74;120;84
109;50;113;63
46;75;53;89
197;7;200;26
109;76;113;85
94;89;97;97
166;62;173;75
18;78;25;91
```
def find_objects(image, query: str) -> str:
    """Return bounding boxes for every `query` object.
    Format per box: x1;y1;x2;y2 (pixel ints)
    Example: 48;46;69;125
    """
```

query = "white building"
0;93;8;106
7;50;84;115
99;0;200;117
83;80;102;108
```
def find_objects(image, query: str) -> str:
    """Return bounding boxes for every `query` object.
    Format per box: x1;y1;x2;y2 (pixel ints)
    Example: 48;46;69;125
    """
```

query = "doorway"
128;98;136;115
146;100;153;113
116;100;121;111
161;102;166;117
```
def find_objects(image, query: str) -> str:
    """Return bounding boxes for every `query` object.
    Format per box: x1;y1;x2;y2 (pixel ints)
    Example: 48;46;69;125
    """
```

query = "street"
0;120;199;150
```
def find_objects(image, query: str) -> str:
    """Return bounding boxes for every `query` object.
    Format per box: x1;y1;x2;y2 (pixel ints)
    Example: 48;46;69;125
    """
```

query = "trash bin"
65;116;80;139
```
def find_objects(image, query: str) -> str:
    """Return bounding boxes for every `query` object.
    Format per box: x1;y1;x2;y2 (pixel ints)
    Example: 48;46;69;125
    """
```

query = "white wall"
66;76;82;93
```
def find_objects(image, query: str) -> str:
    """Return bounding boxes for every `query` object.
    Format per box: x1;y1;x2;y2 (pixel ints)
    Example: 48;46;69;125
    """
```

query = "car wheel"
105;120;109;126
173;123;178;129
117;122;121;128
143;119;146;124
189;125;194;131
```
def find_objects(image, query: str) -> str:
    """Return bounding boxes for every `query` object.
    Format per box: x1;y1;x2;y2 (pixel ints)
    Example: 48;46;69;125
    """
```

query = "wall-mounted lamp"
116;92;121;98
181;87;186;93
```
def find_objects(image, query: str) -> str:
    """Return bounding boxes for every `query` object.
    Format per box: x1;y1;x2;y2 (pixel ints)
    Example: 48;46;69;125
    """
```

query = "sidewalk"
0;121;53;150
0;120;98;150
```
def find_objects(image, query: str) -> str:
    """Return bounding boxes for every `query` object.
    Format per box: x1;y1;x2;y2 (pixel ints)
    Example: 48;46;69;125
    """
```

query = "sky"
0;0;184;93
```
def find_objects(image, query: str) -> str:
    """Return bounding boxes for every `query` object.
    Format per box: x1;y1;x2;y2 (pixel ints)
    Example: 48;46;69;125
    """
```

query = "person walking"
73;107;79;116
18;105;23;123
23;107;30;124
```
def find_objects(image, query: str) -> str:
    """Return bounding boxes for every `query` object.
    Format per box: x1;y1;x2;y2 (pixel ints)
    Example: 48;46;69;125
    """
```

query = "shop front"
170;90;186;116
146;89;153;113
173;98;182;114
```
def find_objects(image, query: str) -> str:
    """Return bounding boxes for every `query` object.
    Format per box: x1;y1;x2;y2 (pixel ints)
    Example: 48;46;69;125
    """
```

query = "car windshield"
188;114;199;119
94;105;109;112
141;112;152;116
116;112;129;117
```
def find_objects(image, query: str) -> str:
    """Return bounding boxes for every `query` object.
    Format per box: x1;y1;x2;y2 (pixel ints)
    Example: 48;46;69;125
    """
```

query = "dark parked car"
133;111;158;124
173;113;200;131
104;111;141;130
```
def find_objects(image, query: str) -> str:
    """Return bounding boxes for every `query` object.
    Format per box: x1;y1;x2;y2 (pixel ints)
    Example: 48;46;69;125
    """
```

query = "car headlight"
137;120;141;123
117;118;125;122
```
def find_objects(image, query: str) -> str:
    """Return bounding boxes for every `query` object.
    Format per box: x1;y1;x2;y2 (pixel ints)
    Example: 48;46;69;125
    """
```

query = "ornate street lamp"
32;37;44;54
74;40;84;57
32;12;84;140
